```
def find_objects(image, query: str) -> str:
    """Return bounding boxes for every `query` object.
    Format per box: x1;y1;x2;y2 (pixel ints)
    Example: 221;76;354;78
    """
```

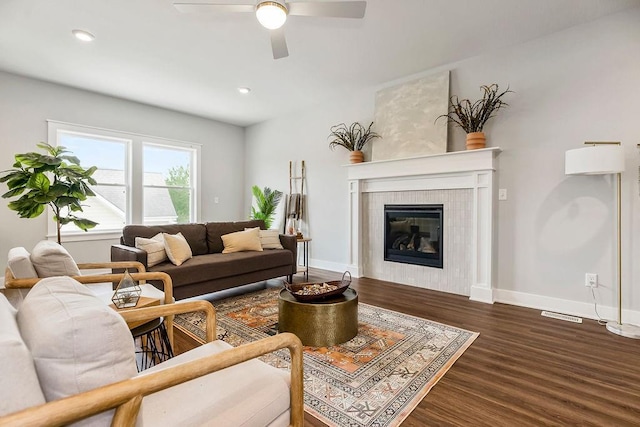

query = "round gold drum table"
278;288;358;347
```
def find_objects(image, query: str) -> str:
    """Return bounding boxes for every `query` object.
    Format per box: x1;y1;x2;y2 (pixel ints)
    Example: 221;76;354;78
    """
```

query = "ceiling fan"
173;1;367;59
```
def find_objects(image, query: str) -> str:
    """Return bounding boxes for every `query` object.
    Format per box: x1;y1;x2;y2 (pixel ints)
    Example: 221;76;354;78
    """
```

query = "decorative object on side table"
112;269;142;308
437;84;513;150
0;142;98;244
328;122;380;163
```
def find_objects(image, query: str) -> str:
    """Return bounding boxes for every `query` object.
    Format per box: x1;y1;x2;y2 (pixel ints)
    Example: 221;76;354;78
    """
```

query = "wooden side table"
296;237;311;280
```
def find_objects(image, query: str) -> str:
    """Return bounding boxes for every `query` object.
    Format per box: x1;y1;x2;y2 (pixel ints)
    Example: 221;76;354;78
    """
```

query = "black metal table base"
132;318;174;372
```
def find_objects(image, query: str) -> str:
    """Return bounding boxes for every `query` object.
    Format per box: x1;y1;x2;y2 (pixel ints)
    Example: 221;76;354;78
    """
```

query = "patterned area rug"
174;287;478;427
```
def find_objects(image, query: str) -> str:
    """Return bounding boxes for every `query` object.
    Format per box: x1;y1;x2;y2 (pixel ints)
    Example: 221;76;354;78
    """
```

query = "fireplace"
384;204;443;268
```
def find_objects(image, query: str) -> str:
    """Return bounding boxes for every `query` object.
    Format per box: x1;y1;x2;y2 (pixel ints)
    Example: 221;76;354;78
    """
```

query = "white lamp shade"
256;1;287;30
565;145;625;175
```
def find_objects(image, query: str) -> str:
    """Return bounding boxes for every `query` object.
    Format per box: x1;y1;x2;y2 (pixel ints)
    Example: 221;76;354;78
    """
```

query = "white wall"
245;7;640;320
0;71;245;266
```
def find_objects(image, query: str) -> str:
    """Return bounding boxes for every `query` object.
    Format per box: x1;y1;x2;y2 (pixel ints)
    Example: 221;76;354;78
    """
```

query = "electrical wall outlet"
585;273;598;288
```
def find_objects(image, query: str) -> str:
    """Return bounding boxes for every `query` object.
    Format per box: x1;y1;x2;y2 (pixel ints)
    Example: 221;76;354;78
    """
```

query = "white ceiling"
1;0;638;127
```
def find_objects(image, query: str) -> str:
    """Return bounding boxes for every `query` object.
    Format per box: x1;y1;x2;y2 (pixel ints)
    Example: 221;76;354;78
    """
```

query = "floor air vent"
541;311;583;323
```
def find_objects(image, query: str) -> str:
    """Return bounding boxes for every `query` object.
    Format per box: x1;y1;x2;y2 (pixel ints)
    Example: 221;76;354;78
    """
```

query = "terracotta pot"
466;132;486;150
349;150;364;163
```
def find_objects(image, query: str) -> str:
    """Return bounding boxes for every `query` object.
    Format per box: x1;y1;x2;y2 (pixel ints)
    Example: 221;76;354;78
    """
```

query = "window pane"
61;184;127;231
143;187;191;225
143;145;191;186
58;131;128;232
59;132;126;184
143;144;193;224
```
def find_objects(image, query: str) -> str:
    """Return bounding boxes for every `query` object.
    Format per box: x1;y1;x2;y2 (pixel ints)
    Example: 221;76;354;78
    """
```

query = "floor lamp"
565;141;640;339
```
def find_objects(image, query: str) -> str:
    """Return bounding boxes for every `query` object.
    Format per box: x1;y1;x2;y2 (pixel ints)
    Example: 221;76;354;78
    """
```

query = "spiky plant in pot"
437;84;513;150
328;122;380;163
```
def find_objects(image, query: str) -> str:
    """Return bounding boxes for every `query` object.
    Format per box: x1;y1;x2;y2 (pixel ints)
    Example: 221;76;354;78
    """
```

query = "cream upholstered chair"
0;276;304;426
3;241;175;344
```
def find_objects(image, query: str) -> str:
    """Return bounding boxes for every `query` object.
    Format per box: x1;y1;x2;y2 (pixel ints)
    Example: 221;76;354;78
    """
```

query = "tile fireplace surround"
346;148;501;303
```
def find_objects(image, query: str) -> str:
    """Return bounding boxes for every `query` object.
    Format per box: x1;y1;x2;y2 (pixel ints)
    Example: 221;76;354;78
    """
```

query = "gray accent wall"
245;7;640;319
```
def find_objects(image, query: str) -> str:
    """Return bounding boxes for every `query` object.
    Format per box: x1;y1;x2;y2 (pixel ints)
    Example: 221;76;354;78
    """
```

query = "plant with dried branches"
437;84;513;133
328;122;380;152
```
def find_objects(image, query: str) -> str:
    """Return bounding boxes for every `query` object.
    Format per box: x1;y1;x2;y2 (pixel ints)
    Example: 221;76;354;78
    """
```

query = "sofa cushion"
221;228;263;254
139;340;290;427
135;233;167;267
0;293;46;417
149;250;293;288
4;247;37;308
246;227;284;250
16;277;137;427
123;223;208;256
7;246;38;279
163;232;193;266
30;240;81;277
205;220;265;254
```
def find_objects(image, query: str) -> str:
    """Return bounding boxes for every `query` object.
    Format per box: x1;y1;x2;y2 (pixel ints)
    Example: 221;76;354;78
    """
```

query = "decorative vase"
285;217;297;236
112;269;141;308
466;132;486;150
350;150;364;163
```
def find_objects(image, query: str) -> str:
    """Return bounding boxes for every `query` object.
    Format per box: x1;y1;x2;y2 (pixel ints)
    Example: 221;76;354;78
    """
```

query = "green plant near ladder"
250;185;282;229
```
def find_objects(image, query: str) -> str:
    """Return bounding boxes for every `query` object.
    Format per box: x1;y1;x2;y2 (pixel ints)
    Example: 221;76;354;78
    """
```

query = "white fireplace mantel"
346;147;501;304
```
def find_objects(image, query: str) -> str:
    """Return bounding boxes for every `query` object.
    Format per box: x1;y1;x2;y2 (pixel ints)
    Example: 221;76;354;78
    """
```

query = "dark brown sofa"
110;220;296;300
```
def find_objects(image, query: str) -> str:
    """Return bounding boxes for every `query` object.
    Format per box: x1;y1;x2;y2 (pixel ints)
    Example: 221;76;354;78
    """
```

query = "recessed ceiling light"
72;29;95;42
238;87;251;95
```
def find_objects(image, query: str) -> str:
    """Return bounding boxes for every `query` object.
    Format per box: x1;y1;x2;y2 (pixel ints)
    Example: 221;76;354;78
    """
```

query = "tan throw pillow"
135;233;167;267
245;227;283;250
222;228;263;254
163;232;193;266
30;240;81;277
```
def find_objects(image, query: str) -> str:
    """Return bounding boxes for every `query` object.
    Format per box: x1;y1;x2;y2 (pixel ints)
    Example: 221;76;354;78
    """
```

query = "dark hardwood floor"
174;269;640;426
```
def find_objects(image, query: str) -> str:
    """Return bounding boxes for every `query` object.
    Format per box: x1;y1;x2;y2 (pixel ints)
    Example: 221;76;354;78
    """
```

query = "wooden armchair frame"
0;300;304;427
3;261;175;345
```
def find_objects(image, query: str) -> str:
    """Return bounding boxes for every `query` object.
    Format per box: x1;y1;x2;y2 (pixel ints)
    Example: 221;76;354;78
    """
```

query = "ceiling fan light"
256;1;288;30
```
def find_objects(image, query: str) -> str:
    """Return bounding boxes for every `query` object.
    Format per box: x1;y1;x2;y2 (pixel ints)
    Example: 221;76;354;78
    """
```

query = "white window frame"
142;140;198;226
47;120;202;242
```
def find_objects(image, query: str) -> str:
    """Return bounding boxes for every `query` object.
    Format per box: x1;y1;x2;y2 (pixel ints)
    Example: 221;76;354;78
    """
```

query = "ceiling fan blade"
173;2;255;14
270;28;289;59
287;1;366;18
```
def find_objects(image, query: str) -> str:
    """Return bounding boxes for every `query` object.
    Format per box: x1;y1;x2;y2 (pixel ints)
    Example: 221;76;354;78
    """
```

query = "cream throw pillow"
30;240;81;277
17;277;137;426
135;233;167;267
163;232;193;266
222;228;263;253
245;227;283;250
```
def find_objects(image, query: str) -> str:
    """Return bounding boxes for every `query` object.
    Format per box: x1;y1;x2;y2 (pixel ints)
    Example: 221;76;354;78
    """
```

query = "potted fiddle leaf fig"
437;84;513;150
0;142;98;244
250;185;282;229
328;121;380;163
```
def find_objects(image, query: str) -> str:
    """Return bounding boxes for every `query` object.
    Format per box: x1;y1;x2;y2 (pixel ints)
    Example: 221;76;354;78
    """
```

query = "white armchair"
0;276;304;426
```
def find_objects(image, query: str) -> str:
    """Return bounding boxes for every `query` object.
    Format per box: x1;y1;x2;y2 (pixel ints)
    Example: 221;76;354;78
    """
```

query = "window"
143;144;195;225
47;121;201;240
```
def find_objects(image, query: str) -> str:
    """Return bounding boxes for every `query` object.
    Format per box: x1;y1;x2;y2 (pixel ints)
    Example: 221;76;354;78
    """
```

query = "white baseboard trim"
469;285;495;304
494;289;640;325
309;258;352;275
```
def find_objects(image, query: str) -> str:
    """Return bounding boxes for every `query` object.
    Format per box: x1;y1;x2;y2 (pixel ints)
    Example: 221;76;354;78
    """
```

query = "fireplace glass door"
384;204;443;268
